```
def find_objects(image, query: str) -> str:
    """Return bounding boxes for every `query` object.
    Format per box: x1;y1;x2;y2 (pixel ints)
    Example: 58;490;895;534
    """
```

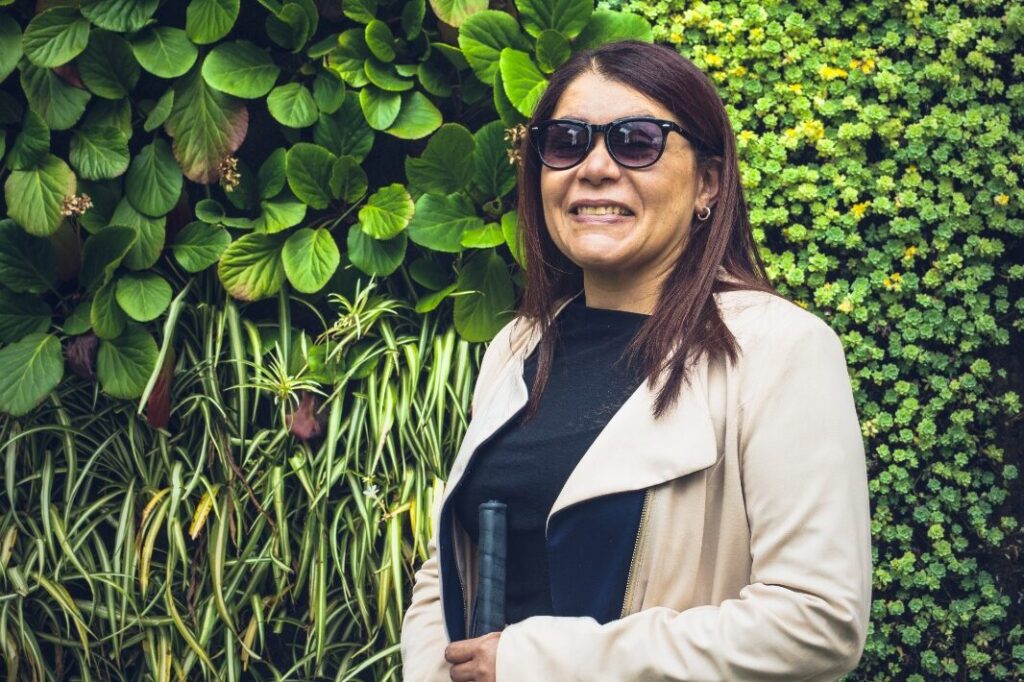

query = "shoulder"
713;288;846;368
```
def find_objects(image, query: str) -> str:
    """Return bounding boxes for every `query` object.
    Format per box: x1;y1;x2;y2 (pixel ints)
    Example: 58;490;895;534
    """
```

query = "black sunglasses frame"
529;116;692;170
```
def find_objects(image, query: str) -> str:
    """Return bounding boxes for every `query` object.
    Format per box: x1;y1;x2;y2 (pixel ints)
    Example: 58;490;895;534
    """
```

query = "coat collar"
443;290;721;526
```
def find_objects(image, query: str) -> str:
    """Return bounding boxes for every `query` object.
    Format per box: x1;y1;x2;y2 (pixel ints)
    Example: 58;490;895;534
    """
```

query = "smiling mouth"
571;205;634;216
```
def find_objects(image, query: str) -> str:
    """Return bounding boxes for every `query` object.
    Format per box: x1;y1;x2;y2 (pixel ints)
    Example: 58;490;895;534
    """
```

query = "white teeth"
574;205;632;216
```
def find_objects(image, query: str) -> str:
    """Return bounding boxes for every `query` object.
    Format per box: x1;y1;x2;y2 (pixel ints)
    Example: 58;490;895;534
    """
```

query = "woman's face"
540;71;713;289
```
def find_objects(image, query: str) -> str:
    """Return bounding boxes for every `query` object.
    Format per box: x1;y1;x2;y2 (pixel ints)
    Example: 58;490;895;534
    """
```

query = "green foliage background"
0;0;1020;679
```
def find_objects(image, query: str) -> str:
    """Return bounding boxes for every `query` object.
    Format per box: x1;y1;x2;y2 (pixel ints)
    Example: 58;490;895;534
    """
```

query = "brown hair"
514;40;778;421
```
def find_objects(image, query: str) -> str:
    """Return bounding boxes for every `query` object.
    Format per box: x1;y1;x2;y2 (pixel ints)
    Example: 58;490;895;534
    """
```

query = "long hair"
514;40;778;421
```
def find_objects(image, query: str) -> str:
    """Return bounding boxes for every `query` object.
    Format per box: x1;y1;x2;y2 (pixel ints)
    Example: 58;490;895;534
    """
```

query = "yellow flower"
788;83;803;94
798;119;825;140
903;245;918;260
860;58;876;73
995;194;1009;206
819;65;849;80
838;298;854;313
705;53;724;68
851;201;870;219
669;32;683;44
730;65;748;77
795;300;808;309
882;272;903;290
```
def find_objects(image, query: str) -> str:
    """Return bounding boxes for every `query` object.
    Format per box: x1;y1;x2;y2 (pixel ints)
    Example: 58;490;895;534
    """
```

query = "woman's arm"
491;317;873;681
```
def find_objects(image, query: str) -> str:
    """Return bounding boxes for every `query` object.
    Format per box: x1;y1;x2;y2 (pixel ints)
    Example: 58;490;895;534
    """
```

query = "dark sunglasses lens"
539;122;588;168
609;120;665;166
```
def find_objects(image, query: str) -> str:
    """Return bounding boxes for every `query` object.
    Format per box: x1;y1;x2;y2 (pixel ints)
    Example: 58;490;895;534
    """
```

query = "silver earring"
696;206;711;221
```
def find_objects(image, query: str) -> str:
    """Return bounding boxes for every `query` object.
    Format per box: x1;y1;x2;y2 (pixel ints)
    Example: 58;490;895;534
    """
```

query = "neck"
581;270;664;314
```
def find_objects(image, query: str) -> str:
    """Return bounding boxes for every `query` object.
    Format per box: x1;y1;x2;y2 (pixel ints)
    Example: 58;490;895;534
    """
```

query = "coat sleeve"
401;319;522;681
493;316;873;681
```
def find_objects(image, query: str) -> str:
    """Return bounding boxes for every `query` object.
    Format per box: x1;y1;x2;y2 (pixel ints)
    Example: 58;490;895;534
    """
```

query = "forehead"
550;71;677;123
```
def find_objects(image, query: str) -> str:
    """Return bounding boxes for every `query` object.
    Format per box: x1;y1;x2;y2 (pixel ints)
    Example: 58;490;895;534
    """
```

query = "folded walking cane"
470;500;506;637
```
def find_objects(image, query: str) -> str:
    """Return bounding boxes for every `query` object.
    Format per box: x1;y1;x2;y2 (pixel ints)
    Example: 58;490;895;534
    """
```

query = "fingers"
448;661;476;682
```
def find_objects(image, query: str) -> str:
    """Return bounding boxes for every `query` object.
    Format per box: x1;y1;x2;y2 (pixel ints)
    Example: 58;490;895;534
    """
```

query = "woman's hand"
445;631;502;682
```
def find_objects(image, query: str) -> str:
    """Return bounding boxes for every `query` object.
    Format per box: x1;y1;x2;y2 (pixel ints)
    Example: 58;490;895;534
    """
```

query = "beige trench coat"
401;287;873;681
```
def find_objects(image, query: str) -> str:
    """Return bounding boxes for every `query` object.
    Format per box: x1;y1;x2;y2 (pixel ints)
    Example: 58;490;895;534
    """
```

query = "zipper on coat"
620;487;654;618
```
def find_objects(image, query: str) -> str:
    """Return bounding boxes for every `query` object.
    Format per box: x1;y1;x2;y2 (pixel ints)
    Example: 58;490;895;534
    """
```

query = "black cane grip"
470;500;506;638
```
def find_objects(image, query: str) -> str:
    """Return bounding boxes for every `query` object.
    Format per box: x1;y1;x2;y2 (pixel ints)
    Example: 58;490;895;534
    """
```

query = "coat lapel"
443;293;720;515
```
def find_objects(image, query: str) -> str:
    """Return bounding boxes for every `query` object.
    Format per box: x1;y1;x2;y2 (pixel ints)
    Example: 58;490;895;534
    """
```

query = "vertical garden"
0;0;1020;679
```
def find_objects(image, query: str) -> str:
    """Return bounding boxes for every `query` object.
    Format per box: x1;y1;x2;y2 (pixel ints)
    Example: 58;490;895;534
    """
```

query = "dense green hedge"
0;0;1020;679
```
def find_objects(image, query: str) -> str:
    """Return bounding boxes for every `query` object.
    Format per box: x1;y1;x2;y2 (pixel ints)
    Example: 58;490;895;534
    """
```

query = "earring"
696;206;711;221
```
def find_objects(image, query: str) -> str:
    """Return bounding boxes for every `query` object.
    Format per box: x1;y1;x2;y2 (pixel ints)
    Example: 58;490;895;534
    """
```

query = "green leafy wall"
0;0;1021;679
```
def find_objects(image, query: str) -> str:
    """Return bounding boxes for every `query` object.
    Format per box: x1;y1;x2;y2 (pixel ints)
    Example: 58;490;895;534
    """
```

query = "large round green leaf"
0;220;55;294
364;59;414;92
460;221;505;248
384;91;442;140
144;89;174;132
255;193;307;233
125;139;183;217
286;143;336;210
81;0;160;33
573;10;653;50
6;110;49;171
407;193;481;252
186;0;240;45
257;148;287;199
365;20;396;62
358;184;414;239
22;7;90;68
91;280;126;339
312;70;346;114
4;154;76;237
115;272;172;322
171;221;230;272
0;15;24;84
499;49;547;117
131;27;198;79
218;232;288;301
405;123;475;195
0;289;51;343
535;29;571;73
471;120;517;199
69;126;130;180
97;323;159;399
77;31;140;100
492;64;526;127
110;199;166;271
348;228;406;276
359;86;401;130
282;228;340;293
164;67;249;183
401;0;426;39
201;41;280;98
429;0;487;27
515;0;592;39
343;0;377;24
501;209;525;268
80;225;136;291
267;83;318;128
314;98;375;160
330;156;368;203
454;249;514;341
458;10;532;85
19;63;91;130
0;333;63;416
266;2;313;51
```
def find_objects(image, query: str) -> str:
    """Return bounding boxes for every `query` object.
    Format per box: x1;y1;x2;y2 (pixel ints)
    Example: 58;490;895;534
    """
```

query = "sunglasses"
529;116;692;170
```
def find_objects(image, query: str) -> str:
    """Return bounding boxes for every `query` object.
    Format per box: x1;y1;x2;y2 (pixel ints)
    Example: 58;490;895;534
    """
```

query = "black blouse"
452;296;649;625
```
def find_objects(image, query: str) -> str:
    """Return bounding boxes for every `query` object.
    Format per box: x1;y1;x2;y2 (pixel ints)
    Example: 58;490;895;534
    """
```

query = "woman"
401;40;872;681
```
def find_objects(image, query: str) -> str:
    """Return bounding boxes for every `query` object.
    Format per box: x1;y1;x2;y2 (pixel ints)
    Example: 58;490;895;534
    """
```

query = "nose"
576;131;621;184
